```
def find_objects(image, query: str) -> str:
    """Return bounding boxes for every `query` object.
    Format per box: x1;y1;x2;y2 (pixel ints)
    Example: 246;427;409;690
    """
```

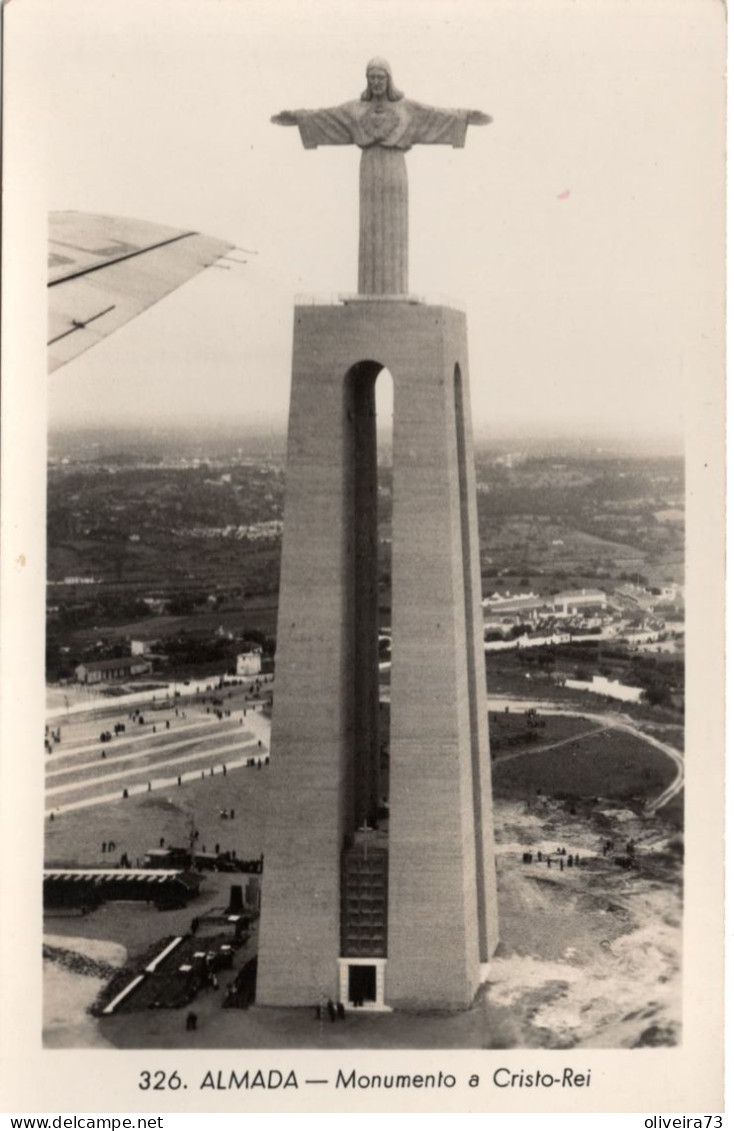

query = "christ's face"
367;68;388;97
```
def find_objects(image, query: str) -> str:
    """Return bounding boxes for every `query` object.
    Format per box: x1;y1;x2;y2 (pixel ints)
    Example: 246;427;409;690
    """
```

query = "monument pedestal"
255;299;498;1009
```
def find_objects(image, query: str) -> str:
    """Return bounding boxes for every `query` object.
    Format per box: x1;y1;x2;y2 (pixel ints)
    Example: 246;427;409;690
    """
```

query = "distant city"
46;426;684;712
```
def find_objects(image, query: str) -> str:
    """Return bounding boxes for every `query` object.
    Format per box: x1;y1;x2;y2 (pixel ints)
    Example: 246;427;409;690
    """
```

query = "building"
43;868;202;911
564;674;644;703
553;588;608;616
236;650;262;677
74;657;153;684
482;592;551;621
142;596;169;615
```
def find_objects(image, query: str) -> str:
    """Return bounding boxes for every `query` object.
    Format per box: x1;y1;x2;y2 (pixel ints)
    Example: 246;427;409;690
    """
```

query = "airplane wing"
48;212;238;372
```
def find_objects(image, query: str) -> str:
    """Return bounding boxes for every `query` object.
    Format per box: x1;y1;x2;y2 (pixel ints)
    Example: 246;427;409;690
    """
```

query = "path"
487;697;684;812
45;704;272;816
46;715;225;761
492;724;610;765
47;724;247;778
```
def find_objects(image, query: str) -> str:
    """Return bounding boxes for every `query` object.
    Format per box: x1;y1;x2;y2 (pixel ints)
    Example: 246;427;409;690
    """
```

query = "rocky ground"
43;934;127;1049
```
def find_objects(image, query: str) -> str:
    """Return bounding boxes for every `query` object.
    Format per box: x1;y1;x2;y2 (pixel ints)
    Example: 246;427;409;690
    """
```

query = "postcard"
0;0;725;1116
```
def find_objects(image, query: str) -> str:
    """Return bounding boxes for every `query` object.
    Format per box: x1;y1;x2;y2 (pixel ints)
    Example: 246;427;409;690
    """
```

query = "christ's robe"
293;100;473;294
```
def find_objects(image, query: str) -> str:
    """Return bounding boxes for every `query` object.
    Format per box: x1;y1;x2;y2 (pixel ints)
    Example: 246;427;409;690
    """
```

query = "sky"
10;0;725;442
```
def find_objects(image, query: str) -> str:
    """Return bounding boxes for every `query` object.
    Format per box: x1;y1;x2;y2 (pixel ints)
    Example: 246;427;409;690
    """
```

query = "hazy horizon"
47;418;684;461
32;0;723;443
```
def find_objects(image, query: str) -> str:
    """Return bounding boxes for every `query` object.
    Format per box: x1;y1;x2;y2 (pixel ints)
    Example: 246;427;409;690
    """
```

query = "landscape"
44;424;684;1049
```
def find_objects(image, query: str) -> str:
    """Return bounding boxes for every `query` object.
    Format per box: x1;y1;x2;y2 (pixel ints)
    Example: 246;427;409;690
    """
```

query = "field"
489;712;596;753
490;713;676;806
63;596;279;648
46;749;269;869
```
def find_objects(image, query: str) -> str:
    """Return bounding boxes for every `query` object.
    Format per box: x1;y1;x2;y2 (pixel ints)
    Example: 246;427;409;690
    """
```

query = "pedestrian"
148;781;152;792
327;999;336;1022
102;841;107;853
160;836;165;847
177;775;182;787
223;764;227;776
230;809;235;819
185;1011;197;1031
337;1001;346;1021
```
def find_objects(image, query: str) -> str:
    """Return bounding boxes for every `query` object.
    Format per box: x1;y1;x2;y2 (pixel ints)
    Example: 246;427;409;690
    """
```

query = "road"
46;675;273;720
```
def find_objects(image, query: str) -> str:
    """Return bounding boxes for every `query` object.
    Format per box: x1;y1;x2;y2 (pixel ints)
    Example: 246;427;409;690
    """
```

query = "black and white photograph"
0;0;725;1115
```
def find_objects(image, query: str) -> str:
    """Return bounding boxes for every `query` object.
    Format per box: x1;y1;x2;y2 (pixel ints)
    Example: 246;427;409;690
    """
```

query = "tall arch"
345;361;393;830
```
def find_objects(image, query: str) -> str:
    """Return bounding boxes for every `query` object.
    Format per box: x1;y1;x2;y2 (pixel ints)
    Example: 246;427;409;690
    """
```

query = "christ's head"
362;58;403;102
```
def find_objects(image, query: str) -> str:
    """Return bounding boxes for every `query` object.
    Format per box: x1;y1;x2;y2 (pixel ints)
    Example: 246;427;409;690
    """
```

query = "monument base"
255;299;498;1010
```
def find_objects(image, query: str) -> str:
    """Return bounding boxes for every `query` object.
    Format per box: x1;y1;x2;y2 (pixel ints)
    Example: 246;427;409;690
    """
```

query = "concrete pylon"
255;297;498;1009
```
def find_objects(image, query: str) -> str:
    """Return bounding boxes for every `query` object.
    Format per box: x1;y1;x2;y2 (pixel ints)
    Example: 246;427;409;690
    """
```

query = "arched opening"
344;361;393;834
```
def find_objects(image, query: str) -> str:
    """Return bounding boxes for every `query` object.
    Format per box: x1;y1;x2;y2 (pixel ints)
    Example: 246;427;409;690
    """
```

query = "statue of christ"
272;58;491;295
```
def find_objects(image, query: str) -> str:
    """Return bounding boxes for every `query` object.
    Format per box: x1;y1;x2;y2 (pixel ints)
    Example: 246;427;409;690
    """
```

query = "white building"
75;657;153;684
236;650;262;677
482;592;550;621
553;589;608;616
564;674;643;703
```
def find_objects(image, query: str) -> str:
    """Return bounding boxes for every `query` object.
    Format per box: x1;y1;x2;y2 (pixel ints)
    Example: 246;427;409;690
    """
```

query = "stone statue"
272;58;491;295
